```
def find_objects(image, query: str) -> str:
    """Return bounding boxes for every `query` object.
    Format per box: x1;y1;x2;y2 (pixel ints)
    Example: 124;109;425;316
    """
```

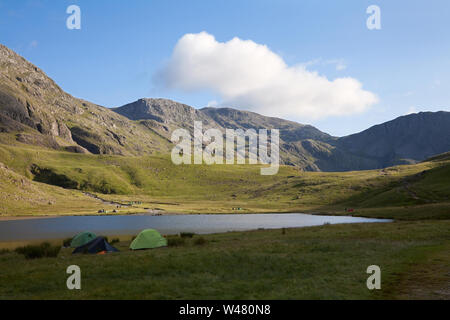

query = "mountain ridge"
0;44;173;156
113;97;450;171
337;111;450;166
1;43;449;172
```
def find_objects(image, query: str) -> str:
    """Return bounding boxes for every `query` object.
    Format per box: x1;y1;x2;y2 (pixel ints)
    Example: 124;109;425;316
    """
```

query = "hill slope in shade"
337;111;450;167
0;160;106;216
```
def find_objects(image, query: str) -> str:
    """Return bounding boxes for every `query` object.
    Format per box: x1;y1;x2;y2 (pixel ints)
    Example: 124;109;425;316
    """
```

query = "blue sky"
1;0;449;136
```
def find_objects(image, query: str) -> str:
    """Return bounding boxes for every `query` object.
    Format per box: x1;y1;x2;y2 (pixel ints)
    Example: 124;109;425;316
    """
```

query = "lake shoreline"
0;210;361;222
0;215;61;221
0;213;392;245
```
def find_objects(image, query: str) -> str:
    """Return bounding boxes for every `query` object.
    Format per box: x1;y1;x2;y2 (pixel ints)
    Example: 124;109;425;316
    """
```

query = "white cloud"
406;106;418;115
302;58;347;71
207;100;218;107
333;60;347;71
157;32;378;120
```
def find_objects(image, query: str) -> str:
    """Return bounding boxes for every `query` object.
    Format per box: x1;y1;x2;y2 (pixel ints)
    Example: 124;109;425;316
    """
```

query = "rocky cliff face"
0;44;172;155
336;111;450;167
113;98;450;171
113;98;340;169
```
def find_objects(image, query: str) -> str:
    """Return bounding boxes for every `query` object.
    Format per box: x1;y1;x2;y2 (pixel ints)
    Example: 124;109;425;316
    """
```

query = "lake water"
0;214;392;242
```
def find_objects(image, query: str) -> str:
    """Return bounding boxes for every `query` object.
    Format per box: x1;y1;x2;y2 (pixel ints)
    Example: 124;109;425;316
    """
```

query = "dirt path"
82;192;131;207
390;244;450;300
82;192;166;215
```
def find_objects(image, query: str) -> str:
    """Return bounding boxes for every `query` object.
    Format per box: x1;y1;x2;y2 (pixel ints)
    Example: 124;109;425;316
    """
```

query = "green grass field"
0;221;448;299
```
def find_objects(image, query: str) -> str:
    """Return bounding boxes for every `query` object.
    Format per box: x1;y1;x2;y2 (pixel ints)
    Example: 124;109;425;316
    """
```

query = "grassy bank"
0;220;448;299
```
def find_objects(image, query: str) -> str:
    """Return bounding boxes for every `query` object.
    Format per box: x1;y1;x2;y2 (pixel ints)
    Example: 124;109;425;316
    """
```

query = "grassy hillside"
0;160;110;216
0;143;449;219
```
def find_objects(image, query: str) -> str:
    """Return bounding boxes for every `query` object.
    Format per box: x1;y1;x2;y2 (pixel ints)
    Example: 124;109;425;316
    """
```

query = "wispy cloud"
29;40;38;49
207;100;219;107
303;58;347;71
403;91;414;97
406;106;418;115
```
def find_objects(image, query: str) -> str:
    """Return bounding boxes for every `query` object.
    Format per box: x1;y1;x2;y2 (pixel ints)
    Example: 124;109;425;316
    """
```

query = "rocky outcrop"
112;98;340;170
0;44;173;156
113;98;450;171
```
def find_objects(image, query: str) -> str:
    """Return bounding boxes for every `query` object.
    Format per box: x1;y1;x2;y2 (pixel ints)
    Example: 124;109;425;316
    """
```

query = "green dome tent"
130;229;167;250
70;232;97;248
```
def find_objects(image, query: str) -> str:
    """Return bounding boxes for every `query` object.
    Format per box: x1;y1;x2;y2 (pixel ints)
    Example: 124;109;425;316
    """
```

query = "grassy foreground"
0;220;448;300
